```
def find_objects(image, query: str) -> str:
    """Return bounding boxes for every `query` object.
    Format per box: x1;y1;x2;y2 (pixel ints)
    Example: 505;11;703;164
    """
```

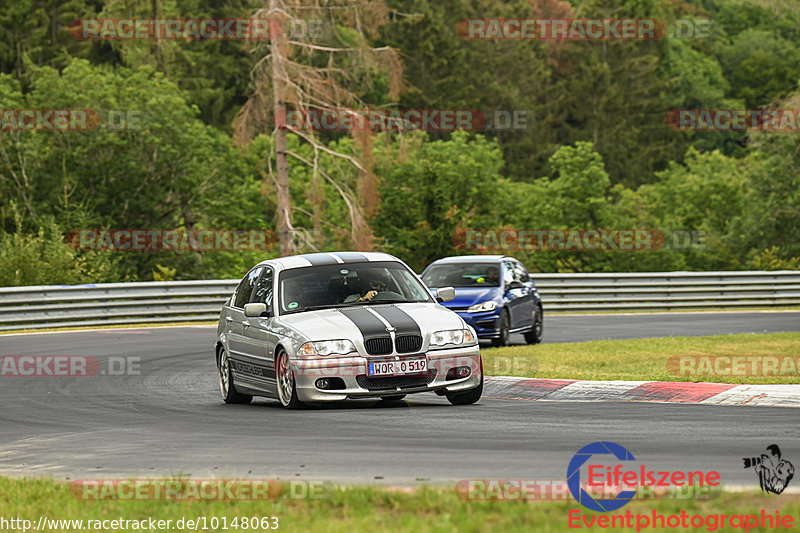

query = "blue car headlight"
467;300;497;313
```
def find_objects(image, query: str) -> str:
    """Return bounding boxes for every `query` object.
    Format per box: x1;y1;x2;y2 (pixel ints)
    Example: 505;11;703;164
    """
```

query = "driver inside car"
343;273;388;303
475;266;500;285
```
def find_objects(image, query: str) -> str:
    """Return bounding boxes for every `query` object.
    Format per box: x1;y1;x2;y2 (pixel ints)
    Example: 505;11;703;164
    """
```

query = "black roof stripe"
331;252;368;263
297;253;339;266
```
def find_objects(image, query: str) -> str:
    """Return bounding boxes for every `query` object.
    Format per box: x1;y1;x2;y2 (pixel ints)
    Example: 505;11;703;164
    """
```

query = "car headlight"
430;329;476;348
467;301;497;313
300;340;357;357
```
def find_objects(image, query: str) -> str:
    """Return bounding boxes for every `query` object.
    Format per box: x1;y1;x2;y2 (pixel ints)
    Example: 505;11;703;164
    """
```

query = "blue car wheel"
491;308;511;347
524;305;544;344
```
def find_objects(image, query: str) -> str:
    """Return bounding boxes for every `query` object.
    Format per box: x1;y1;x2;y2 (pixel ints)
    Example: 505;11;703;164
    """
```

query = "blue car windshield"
422;263;501;288
278;261;432;314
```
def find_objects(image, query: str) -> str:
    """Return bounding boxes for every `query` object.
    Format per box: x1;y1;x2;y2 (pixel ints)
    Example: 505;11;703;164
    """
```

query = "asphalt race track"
1;312;799;487
504;310;800;345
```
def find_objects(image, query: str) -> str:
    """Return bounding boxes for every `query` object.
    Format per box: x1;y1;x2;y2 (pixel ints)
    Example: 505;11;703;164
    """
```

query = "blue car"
421;255;543;346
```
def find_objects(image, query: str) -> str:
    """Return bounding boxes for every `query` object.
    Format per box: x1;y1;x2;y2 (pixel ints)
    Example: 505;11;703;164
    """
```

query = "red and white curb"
485;376;800;407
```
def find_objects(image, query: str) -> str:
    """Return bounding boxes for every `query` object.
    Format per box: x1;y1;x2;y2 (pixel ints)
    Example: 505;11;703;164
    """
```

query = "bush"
0;219;123;287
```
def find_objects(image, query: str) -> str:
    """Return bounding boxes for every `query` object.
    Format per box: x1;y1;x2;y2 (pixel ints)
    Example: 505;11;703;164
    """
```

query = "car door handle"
243;321;250;328
225;317;233;322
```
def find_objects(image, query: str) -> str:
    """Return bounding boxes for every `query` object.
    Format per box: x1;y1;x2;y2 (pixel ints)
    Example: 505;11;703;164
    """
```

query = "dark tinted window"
512;260;530;282
251;268;274;309
502;262;515;285
422;263;501;288
233;267;263;308
278;261;431;314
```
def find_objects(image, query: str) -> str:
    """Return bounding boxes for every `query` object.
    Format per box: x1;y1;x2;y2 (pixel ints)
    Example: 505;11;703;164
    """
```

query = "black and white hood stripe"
278;303;463;352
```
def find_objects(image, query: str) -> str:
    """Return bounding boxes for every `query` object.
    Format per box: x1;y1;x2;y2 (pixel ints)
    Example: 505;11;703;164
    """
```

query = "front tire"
275;349;304;409
491;309;511;347
218;347;252;405
446;362;483;405
524;306;544;345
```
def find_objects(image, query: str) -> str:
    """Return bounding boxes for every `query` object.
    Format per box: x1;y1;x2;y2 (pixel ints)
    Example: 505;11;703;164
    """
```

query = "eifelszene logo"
567;441;721;512
744;444;795;494
568;441;638;511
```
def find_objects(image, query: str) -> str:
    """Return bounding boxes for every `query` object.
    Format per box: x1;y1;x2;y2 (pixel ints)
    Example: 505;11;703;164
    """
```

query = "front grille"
356;370;438;391
364;337;392;355
395;335;423;353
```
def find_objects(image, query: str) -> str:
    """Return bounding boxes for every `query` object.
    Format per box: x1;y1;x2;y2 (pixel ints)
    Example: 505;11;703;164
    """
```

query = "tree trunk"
271;0;294;256
151;0;163;71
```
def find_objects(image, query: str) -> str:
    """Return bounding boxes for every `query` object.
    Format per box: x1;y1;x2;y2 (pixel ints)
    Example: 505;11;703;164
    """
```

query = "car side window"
502;262;515;285
513;260;530;282
251;268;274;310
233;267;264;308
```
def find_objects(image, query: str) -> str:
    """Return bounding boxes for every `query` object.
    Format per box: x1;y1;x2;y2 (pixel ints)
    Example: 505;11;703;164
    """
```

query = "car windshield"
278;261;432;314
422;262;501;288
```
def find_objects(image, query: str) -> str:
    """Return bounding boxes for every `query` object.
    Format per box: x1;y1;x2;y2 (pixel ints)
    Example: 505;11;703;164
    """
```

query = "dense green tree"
633;148;751;269
0;58;259;280
95;0;253;129
739;91;800;265
372;131;507;272
382;0;555;180
0;0;799;283
0;0;95;82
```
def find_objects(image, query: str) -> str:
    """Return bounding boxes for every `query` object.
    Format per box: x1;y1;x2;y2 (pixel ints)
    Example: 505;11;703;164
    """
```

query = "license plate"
368;358;426;376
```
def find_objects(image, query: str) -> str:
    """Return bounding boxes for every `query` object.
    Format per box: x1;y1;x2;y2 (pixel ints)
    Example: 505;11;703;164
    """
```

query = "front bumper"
291;345;482;402
456;310;501;339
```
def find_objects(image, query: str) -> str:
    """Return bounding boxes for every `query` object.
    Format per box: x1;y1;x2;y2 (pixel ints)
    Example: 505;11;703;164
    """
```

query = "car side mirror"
507;280;524;290
436;286;456;303
244;302;269;317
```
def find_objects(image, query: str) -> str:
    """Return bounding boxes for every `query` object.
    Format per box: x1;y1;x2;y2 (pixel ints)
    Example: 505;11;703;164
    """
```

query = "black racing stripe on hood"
338;307;389;340
370;305;422;337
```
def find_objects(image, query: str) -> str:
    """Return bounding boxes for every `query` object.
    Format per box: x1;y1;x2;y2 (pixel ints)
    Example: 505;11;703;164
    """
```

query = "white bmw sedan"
215;252;483;409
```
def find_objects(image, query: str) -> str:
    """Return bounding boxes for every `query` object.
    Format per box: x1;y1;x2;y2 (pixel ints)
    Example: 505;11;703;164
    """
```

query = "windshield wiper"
359;299;421;305
291;299;425;313
296;301;379;312
293;304;346;312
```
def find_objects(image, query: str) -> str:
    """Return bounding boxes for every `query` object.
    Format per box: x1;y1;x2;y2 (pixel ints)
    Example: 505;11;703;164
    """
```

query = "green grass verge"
482;332;800;384
0;477;798;532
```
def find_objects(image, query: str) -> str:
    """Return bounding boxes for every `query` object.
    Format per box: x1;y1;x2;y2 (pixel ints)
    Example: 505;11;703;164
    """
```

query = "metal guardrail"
0;271;798;331
0;280;238;331
530;271;800;312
